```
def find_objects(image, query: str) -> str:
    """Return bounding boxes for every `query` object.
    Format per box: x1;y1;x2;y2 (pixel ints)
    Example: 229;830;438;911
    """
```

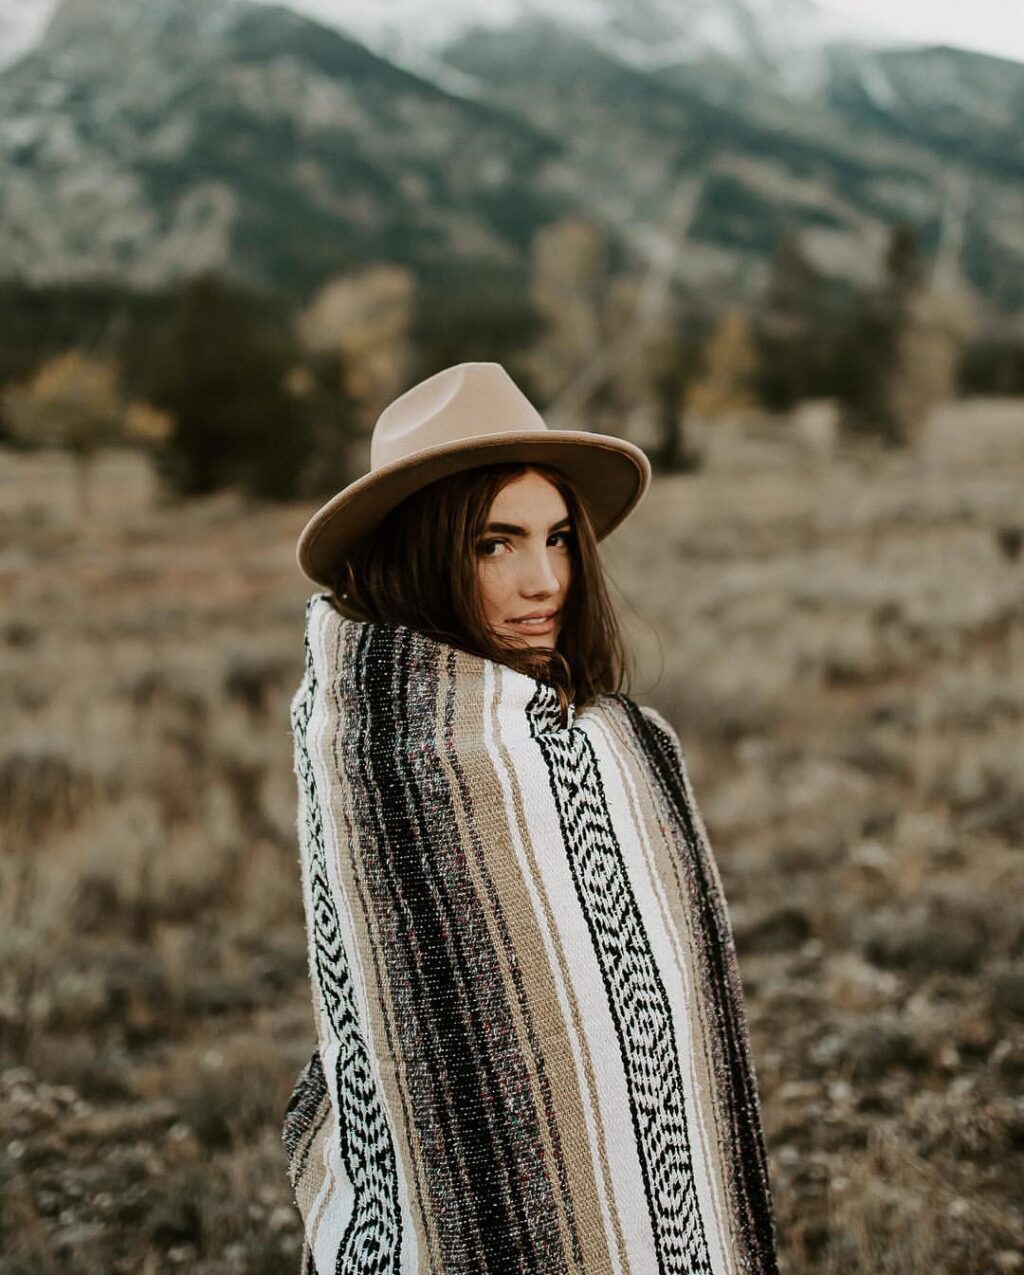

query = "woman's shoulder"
630;699;688;763
586;693;686;755
636;703;675;734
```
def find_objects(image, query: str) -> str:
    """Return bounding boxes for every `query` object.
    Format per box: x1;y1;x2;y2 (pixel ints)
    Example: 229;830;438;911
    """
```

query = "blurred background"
1;0;1022;1271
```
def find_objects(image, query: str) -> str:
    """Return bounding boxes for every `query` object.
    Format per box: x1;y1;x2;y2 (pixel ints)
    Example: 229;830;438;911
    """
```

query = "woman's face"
476;470;573;649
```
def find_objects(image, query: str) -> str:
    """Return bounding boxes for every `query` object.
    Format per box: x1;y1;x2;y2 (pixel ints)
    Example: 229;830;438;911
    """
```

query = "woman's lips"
507;612;558;633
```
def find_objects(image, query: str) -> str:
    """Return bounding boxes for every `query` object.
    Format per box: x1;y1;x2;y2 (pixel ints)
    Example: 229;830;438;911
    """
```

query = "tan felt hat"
295;360;651;588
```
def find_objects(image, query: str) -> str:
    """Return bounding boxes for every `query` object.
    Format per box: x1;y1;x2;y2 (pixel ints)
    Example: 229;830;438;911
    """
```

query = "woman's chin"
495;626;560;651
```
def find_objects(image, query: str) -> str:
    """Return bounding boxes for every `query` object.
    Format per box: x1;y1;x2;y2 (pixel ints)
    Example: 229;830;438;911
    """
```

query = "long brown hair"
324;462;632;717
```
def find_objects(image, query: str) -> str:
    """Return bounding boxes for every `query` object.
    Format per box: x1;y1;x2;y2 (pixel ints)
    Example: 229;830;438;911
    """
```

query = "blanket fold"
283;593;777;1275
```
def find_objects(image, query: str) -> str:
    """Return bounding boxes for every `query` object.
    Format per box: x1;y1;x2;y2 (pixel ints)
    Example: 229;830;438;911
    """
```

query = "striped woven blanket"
283;593;777;1275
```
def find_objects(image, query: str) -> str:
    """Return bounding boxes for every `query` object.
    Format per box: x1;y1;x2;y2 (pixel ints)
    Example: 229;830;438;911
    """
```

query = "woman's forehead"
488;470;569;520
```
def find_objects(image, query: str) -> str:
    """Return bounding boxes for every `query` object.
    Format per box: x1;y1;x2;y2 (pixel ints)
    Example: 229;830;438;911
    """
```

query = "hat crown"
370;362;547;471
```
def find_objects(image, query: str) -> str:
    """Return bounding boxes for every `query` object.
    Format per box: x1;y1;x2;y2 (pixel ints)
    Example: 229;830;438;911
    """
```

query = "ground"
1;398;1022;1273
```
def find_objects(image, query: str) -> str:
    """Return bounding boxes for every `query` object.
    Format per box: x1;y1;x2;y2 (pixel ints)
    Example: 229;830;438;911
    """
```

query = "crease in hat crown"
370;362;548;469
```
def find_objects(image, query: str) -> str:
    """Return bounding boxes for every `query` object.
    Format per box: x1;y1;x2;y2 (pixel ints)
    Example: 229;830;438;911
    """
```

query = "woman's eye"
478;532;572;555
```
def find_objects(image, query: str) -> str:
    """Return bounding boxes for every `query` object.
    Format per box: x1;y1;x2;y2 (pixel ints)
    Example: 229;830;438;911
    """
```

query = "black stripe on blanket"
356;623;544;1273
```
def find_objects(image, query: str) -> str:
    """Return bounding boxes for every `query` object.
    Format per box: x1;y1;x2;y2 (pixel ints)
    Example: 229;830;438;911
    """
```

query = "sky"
2;0;1023;70
270;0;1024;69
818;0;1024;64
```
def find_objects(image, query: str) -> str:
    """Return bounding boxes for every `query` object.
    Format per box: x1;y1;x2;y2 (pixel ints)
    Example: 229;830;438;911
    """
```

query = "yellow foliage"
3;350;123;452
296;263;416;413
525;214;608;400
687;309;760;420
123;401;175;444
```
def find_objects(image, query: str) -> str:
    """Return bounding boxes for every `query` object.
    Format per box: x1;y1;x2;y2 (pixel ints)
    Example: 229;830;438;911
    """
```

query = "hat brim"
295;429;651;588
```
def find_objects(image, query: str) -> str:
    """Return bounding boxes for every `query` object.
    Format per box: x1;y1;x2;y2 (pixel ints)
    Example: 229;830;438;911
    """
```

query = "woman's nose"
520;550;560;595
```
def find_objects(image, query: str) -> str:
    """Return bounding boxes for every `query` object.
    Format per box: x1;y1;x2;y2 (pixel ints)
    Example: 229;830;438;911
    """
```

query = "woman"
283;363;778;1275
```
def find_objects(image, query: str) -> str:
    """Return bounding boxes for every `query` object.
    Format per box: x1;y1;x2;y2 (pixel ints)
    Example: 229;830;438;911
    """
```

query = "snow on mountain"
0;0;57;68
0;0;935;88
2;0;1021;308
0;0;570;291
256;0;907;93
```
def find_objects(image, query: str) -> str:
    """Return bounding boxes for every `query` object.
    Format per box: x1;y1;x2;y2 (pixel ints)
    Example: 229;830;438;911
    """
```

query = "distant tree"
757;229;824;410
121;401;174;447
885;285;977;445
297;263;416;481
150;274;313;499
1;350;124;518
524;214;609;400
961;335;1024;395
649;324;704;472
523;200;708;474
840;223;976;446
601;275;705;472
765;227;819;319
887;222;927;297
0;282;175;392
687;308;761;420
410;279;543;390
286;345;364;499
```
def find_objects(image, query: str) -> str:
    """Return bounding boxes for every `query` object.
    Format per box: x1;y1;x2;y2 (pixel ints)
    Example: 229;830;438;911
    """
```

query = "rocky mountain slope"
0;0;564;293
0;0;1022;313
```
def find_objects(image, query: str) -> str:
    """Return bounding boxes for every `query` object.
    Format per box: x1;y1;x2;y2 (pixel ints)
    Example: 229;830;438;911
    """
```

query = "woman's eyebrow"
484;517;573;535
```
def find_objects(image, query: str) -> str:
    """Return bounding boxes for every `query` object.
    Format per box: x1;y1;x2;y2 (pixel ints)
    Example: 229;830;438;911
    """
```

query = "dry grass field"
1;398;1022;1274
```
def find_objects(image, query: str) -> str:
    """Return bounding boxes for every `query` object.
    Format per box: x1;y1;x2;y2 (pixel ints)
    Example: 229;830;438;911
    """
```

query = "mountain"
0;0;55;69
0;0;1022;316
438;18;1024;310
823;43;1024;174
256;0;898;95
0;0;891;78
0;0;565;293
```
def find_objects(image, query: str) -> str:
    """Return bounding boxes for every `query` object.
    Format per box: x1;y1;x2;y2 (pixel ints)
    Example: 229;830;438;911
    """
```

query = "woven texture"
283;593;778;1275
